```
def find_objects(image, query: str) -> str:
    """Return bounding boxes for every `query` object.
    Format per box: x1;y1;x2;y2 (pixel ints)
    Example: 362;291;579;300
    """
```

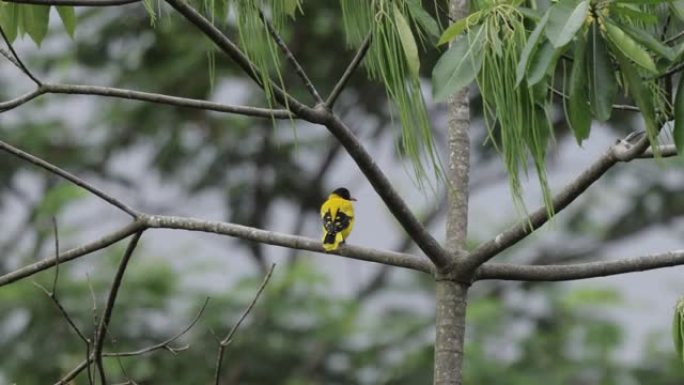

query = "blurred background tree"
0;0;683;384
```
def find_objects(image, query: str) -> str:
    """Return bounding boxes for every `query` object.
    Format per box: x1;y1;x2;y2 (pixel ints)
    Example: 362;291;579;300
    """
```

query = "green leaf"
616;21;675;61
516;10;550;86
432;26;485;101
527;40;561;86
567;29;591;143
604;20;657;74
517;6;542;22
21;5;50;45
0;4;20;42
610;3;658;24
672;0;684;22
613;45;658;137
545;0;589;48
56;6;76;37
393;4;420;78
673;298;684;362
674;67;684;154
438;11;481;45
587;23;616;122
283;0;300;17
406;0;440;38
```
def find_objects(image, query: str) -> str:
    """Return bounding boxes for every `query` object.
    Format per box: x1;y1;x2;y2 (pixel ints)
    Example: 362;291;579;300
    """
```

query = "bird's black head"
332;187;356;201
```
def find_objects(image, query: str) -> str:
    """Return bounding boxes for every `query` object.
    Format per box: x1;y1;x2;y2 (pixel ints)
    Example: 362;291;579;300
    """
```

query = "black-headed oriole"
320;187;356;251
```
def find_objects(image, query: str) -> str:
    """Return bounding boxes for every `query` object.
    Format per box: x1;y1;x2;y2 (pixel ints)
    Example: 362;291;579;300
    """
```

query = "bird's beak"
350;197;357;201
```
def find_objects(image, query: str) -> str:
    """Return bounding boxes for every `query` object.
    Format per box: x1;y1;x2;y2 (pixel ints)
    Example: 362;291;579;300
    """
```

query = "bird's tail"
322;232;344;251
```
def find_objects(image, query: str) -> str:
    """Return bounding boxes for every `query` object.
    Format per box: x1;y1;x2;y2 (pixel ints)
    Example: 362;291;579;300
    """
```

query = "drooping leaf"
393;3;420;78
516;10;550;86
604;20;657;74
21;5;50;45
587;23;617;122
526;40;561;86
545;0;589;48
0;4;20;42
672;0;684;22
406;0;440;39
567;29;591;143
673;298;684;363
432;26;485;101
616;21;675;61
56;6;76;37
438;11;481;45
613;45;658;139
283;0;301;17
674;67;684;154
611;3;658;24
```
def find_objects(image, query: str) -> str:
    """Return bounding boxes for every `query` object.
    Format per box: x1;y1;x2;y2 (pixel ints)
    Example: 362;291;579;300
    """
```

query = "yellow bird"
320;187;356;251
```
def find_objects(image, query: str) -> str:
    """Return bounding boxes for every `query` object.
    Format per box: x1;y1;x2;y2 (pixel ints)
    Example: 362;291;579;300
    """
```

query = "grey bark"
433;0;471;383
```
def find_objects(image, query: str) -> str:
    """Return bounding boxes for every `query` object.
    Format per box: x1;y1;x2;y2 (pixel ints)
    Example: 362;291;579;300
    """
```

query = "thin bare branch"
55;298;208;385
2;0;138;5
109;297;209;356
476;249;684;281
640;144;677;158
0;220;145;288
465;134;655;272
42;83;294;119
0;88;45;112
0;25;42;86
0;139;140;218
549;87;639;111
164;0;313;117
326;33;372;108
143;214;433;273
214;264;275;385
260;12;324;105
93;231;144;385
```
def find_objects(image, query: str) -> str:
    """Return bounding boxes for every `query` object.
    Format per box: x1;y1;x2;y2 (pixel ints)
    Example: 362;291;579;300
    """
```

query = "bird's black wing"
322;210;335;233
333;211;352;233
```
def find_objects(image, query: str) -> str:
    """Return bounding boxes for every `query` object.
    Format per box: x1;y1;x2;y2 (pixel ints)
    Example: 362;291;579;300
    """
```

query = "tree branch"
54;298;209;385
42;83;294;119
214;263;274;385
324;114;452;269
0;220;146;288
465;134;655;272
0;25;42;86
326;33;372;108
164;0;313;117
92;231;144;385
0;139;140;218
143;214;433;273
0;88;44;112
260;13;324;105
476;249;684;281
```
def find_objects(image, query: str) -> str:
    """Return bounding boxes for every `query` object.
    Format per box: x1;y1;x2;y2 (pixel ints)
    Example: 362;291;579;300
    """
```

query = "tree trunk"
434;0;471;382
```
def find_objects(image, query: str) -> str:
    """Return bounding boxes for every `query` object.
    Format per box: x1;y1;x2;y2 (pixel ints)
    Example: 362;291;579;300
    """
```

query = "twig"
464;133;656;272
657;61;684;80
92;231;144;385
326;33;372;108
0;88;44;112
42;83;294;119
0;220;145;287
260;12;324;105
164;0;311;117
549;87;639;112
476;249;684;281
54;298;209;385
110;297;210;356
214;264;275;385
0;139;140;218
0;25;42;86
639;144;677;158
